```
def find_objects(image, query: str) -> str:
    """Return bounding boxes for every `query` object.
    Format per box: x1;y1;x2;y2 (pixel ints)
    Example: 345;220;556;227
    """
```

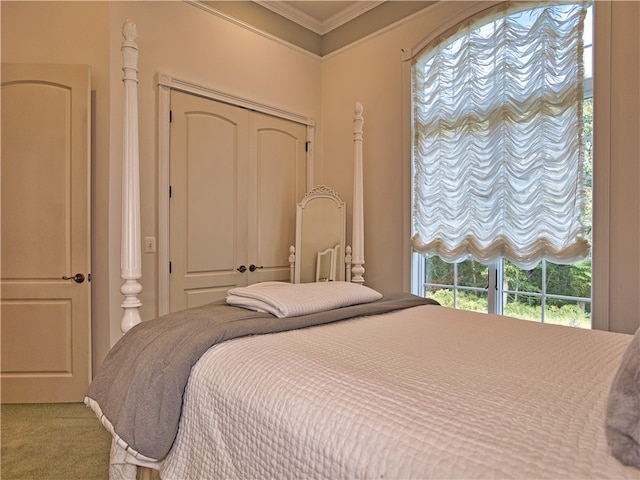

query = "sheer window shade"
411;2;591;270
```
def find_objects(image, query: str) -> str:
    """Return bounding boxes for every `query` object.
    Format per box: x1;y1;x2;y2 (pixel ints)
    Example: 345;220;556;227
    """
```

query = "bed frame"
103;20;640;480
118;21;366;334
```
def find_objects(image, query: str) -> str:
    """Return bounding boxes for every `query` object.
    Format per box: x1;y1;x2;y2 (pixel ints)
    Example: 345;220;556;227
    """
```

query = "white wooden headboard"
118;22;366;333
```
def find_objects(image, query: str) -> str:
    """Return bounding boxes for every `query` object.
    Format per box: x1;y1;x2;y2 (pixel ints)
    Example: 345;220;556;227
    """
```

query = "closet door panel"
248;113;308;284
170;91;249;311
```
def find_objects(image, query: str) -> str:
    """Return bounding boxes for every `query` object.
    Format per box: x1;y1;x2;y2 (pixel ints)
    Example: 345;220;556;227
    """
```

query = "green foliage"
428;257;592;309
429;288;591;328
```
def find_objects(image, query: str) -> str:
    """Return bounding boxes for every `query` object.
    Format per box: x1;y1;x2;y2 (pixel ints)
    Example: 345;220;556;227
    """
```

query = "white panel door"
169;92;307;312
169;91;249;311
1;64;91;403
248;112;307;283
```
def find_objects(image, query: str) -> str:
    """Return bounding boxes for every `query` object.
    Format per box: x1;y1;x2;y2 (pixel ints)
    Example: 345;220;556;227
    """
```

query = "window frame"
405;1;606;328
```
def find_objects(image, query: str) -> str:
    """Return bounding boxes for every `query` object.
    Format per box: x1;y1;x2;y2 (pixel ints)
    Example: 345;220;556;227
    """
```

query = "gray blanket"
606;326;640;469
85;292;437;460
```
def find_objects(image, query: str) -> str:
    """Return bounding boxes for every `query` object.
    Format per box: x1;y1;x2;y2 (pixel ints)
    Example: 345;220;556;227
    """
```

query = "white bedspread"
158;306;637;479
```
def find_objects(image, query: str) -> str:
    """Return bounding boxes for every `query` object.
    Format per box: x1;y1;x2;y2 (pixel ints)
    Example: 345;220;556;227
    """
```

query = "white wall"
320;1;640;334
2;1;322;368
605;1;640;335
2;0;638;375
2;1;113;370
106;2;322;348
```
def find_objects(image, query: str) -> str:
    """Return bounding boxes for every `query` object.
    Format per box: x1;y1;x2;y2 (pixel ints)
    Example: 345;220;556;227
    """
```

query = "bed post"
120;19;143;333
288;246;296;283
351;103;365;284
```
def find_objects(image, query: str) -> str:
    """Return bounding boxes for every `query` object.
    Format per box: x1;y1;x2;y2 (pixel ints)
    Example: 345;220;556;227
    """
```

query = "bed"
85;21;640;480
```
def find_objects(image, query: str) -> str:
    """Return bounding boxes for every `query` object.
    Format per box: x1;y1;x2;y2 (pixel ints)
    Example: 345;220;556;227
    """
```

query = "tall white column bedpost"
120;20;143;333
351;103;365;284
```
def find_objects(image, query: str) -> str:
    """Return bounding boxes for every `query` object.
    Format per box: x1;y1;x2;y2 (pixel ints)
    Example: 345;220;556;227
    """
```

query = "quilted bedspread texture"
159;305;638;479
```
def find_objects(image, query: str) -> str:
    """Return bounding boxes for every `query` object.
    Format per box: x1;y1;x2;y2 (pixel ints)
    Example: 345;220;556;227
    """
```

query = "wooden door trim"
156;73;315;315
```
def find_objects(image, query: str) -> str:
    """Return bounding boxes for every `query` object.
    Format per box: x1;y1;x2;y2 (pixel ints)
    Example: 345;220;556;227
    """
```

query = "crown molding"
256;1;384;35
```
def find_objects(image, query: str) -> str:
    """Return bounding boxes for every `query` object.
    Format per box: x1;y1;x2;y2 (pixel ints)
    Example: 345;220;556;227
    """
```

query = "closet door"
170;91;248;311
248;112;307;284
169;91;307;312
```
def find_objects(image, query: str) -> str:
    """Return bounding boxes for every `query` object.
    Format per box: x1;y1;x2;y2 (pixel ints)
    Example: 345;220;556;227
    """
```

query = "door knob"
62;273;85;284
249;264;263;272
237;265;247;273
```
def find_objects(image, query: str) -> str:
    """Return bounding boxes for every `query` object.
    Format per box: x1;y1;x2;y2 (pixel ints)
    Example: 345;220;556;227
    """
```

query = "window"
411;2;593;328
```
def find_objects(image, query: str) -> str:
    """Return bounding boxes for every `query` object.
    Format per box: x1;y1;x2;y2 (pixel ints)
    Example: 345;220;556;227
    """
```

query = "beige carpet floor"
1;403;111;480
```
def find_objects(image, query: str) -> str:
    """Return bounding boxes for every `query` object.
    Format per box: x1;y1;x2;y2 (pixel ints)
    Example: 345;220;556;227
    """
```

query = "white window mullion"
453;262;459;308
541;260;547;323
411;251;426;297
488;261;501;315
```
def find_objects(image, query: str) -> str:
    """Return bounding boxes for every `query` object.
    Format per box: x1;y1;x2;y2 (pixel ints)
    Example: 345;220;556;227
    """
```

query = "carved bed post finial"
352;102;365;284
120;19;143;333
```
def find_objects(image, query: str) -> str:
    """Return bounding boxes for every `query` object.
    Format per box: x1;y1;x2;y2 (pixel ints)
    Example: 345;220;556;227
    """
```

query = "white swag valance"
411;1;591;270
